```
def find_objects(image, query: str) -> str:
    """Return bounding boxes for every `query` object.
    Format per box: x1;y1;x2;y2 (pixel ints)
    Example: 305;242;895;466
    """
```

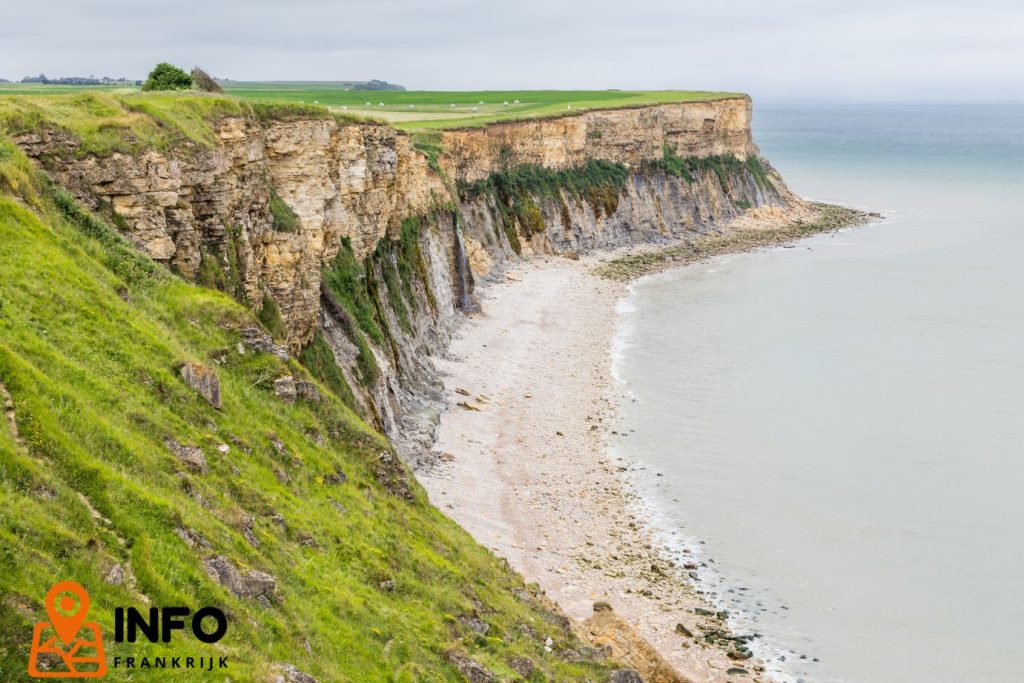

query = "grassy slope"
0;134;611;680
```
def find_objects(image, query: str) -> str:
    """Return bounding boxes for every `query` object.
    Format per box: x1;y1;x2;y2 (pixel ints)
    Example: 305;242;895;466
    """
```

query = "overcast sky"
3;0;1021;101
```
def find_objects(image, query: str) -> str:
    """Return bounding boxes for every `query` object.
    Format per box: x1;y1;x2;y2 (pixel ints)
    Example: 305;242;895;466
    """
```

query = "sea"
611;102;1024;682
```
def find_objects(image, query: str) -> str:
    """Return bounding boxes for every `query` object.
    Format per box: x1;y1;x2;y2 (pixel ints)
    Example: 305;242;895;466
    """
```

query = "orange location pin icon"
45;581;89;645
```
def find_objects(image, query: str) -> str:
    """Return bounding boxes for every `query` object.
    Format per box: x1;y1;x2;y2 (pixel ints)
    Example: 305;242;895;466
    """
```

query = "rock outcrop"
578;604;686;683
439;98;755;182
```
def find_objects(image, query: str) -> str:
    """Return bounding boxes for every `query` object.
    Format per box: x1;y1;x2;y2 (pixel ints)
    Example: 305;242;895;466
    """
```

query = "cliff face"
13;96;801;453
440;98;756;181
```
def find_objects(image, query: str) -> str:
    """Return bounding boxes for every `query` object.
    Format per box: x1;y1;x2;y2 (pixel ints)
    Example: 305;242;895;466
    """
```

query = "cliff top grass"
219;84;745;130
0;90;382;157
0;135;617;680
0;84;745;144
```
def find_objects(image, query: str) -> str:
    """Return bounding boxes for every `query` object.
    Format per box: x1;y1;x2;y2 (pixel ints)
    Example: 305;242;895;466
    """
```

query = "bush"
190;66;223;93
141;62;193;92
257;291;287;341
269;189;300;231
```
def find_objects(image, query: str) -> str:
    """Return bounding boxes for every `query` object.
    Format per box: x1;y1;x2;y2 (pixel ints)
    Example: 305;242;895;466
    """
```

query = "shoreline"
417;204;876;681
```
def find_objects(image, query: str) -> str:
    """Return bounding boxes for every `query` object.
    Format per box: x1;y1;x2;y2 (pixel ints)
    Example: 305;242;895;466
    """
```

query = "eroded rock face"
579;604;685;683
16;99;803;460
17;117;445;350
440;98;756;182
179;361;221;409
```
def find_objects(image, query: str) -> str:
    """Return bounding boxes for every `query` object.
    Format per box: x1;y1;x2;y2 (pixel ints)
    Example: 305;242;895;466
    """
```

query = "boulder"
203;555;276;602
578;603;684;683
295;381;321;402
240;327;290;360
508;656;534;678
165;438;207;474
179;361;221;409
270;663;319;683
104;564;125;586
446;652;493;683
274;375;297;403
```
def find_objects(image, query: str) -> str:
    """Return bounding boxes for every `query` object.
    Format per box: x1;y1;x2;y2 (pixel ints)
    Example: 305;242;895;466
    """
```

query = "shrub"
190;66;223;93
300;329;358;409
257;291;287;341
141;62;193;91
269;189;300;231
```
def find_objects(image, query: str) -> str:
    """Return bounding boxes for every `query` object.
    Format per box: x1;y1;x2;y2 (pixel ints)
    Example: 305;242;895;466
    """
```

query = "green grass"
0;91;381;158
0;137;616;681
220;85;743;130
459;160;631;253
269;189;301;232
0;88;745;164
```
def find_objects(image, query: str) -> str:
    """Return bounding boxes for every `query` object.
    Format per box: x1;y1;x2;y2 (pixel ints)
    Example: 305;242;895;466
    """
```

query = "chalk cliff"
13;96;803;453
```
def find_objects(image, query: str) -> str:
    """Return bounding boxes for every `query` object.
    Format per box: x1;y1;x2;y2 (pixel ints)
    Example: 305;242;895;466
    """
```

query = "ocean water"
612;103;1024;682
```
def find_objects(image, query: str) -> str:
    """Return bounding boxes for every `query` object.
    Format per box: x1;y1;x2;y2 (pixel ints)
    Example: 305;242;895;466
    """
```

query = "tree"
190;66;223;93
141;62;193;91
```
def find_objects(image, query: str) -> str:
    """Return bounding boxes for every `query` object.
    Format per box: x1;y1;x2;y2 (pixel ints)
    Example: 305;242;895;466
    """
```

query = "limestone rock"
165;438;207;474
578;603;684;683
104;563;125;586
270;663;320;683
179;362;221;410
174;526;210;549
274;375;297;403
445;652;494;683
203;555;276;602
240;327;290;360
296;380;321;402
508;656;534;678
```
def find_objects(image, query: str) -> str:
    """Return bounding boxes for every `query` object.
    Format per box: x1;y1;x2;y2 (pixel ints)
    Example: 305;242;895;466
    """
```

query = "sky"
2;0;1021;101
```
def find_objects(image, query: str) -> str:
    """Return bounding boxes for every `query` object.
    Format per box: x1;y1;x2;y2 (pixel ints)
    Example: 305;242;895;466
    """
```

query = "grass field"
0;82;743;131
221;84;742;129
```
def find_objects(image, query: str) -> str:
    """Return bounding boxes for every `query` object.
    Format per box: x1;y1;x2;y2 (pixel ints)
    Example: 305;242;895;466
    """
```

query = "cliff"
7;93;803;455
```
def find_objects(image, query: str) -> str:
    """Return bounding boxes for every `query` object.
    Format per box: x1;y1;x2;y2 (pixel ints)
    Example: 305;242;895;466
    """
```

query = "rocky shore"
417;203;876;682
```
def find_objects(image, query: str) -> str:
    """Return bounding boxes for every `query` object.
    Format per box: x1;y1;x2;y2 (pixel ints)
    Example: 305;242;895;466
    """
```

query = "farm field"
220;83;743;129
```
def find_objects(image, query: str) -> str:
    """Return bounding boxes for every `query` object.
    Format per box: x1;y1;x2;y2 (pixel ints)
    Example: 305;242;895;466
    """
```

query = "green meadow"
0;82;743;131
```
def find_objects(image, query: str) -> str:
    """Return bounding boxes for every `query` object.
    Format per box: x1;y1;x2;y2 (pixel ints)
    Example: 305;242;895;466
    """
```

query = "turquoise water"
613;104;1024;682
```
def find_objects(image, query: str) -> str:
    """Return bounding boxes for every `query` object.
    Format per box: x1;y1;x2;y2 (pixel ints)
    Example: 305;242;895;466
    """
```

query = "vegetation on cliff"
643;144;775;192
0;135;618;680
0;92;381;158
459;159;630;253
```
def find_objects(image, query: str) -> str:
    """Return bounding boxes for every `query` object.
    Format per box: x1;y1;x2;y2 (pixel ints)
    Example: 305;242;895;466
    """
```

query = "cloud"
2;0;1021;100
